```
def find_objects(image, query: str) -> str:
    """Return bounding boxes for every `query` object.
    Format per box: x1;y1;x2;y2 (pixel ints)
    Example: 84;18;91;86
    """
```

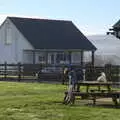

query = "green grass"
0;82;119;120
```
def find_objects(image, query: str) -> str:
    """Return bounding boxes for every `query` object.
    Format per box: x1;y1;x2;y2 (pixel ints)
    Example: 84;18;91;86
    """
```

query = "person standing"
64;67;77;104
68;67;77;90
76;68;84;82
63;67;69;84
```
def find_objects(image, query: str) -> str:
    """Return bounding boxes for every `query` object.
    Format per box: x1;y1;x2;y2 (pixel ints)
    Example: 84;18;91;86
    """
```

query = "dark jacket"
68;70;77;85
76;69;84;81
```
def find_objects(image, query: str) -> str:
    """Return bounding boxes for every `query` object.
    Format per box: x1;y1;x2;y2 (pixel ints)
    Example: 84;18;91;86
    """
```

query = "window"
56;53;65;64
5;21;12;45
38;56;45;62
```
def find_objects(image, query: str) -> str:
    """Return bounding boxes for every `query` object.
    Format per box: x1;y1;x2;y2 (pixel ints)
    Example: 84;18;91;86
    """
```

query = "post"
83;69;86;81
81;51;83;67
45;51;48;65
91;51;95;66
4;62;7;80
33;51;36;64
18;62;21;82
68;51;72;64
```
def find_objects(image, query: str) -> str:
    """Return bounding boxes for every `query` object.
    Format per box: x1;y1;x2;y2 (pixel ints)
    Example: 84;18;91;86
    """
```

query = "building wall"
0;18;34;64
71;52;82;64
0;18;91;64
23;51;34;64
34;51;83;64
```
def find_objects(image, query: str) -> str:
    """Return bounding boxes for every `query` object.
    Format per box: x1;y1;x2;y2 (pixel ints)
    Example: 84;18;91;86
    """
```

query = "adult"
76;68;84;83
63;67;69;84
68;67;77;90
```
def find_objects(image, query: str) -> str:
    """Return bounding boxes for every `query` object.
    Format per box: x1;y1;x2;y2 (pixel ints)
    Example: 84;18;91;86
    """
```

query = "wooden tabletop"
77;81;120;86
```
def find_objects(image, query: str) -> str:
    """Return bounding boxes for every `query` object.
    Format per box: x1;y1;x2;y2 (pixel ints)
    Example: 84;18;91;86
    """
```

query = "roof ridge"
6;16;96;50
7;16;72;23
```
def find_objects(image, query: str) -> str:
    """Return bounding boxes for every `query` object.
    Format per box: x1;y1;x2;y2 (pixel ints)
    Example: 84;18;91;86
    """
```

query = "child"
97;72;107;82
64;67;77;104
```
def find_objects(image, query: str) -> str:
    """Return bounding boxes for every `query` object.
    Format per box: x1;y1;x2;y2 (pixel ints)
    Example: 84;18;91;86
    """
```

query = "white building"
0;16;96;64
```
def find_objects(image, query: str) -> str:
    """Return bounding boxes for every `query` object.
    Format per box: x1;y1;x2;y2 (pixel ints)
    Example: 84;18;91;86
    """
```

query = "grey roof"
8;16;96;51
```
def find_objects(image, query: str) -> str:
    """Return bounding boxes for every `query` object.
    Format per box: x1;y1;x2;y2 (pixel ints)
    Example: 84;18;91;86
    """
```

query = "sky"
0;0;120;35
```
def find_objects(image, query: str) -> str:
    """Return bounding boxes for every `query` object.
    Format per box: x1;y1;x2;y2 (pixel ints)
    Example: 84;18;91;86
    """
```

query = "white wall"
0;18;34;64
23;51;34;64
71;52;82;64
34;51;84;64
0;17;92;64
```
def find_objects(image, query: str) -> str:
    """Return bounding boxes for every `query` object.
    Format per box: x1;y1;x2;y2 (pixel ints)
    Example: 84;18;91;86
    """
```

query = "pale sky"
0;0;120;35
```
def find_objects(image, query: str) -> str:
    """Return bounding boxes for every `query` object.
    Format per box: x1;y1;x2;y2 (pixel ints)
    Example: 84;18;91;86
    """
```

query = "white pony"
97;72;107;82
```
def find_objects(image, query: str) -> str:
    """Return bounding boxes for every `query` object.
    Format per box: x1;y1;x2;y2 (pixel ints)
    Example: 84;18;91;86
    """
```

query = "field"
0;82;120;120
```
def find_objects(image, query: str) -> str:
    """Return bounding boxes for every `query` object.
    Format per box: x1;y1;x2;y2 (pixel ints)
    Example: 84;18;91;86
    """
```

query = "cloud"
73;21;109;35
78;25;108;35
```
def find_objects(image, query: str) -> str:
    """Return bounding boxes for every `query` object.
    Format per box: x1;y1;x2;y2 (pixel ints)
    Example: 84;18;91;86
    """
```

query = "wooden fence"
0;63;120;85
0;62;40;82
0;63;64;82
85;64;120;83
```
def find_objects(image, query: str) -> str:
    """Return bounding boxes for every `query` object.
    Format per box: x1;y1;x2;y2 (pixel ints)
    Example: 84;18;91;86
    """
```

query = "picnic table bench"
63;81;120;105
64;91;120;105
76;81;114;92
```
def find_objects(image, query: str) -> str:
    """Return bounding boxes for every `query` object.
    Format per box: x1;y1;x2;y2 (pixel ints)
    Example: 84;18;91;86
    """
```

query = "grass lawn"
0;82;119;120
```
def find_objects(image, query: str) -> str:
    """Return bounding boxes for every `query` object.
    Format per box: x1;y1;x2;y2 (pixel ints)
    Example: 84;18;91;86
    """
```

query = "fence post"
18;62;21;82
62;67;65;85
4;62;7;80
105;64;112;82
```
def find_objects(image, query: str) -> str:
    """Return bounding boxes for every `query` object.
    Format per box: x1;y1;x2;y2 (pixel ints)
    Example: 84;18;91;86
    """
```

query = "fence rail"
0;63;120;85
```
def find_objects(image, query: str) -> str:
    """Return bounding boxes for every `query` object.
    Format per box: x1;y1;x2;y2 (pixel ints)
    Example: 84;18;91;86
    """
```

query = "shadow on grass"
43;100;120;108
76;102;120;109
92;104;120;109
25;98;120;109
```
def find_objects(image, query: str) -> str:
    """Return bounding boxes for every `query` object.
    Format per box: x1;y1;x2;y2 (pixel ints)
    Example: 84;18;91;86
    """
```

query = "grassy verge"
0;81;119;120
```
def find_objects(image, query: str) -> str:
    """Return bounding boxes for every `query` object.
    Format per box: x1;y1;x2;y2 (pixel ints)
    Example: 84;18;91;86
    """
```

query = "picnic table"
63;81;120;105
76;81;115;92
